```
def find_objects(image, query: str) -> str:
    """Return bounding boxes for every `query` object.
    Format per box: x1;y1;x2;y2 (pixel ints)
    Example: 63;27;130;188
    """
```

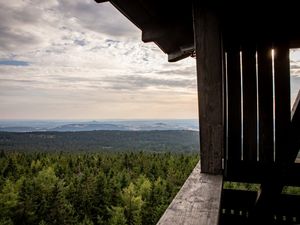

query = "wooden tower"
95;1;300;224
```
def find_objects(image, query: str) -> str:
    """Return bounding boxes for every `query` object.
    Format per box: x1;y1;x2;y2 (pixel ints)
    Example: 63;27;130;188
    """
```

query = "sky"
0;0;198;120
0;0;299;120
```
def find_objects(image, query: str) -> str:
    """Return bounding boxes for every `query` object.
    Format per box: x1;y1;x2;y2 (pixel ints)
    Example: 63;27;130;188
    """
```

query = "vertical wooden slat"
289;90;300;163
257;44;274;163
242;45;257;162
274;43;290;162
193;3;224;174
226;46;242;163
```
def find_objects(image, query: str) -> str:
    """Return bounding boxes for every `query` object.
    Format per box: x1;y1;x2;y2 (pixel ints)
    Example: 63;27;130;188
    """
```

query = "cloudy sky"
0;0;299;120
0;0;197;120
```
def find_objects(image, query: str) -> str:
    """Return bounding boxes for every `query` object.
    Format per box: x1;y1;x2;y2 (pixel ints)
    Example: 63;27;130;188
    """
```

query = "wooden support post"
242;45;257;162
252;44;276;222
289;90;300;162
257;44;274;163
226;45;242;163
193;3;223;174
274;43;290;162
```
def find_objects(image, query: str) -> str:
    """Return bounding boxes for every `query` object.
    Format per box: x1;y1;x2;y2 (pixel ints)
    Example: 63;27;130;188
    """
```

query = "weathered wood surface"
168;44;194;62
157;161;223;225
225;161;300;186
257;44;274;163
253;44;292;223
221;189;300;224
274;43;290;162
226;46;242;163
290;90;300;162
193;3;224;174
242;46;257;162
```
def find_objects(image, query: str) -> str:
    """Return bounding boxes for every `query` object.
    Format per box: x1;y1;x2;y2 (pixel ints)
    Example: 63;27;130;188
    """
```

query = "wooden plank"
168;44;194;62
254;45;292;224
289;90;300;163
193;4;224;174
292;90;300;118
224;161;300;186
242;45;257;162
168;50;193;62
221;189;257;211
257;44;274;163
110;0;151;30
221;189;300;223
252;91;300;223
226;46;242;163
157;161;223;225
142;23;184;43
274;43;290;162
142;25;167;42
95;0;108;3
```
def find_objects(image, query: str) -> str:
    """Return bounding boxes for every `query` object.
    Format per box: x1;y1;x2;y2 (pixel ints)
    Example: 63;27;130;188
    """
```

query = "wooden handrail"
157;161;223;225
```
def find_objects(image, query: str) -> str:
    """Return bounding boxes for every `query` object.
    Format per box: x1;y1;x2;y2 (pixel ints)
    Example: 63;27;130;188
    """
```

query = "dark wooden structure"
96;1;300;224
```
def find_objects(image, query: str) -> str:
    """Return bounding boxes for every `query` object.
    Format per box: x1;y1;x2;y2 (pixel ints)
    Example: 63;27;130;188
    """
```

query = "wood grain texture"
242;46;257;162
257;44;274;163
221;189;300;224
274;43;290;162
157;161;223;225
193;3;224;174
226;47;242;163
289;90;300;163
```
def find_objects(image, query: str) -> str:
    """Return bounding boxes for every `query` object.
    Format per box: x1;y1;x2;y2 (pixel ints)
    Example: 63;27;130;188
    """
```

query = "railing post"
193;3;224;174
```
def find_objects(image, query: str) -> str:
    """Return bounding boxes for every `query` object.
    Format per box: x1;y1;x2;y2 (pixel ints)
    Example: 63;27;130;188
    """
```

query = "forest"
0;151;199;225
0;130;199;153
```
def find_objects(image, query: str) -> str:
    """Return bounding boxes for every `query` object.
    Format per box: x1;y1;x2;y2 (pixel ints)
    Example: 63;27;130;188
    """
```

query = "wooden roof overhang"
96;1;300;62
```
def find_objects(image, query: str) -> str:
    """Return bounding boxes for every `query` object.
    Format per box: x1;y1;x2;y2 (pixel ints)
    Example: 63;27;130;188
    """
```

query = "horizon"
0;118;198;122
0;118;199;132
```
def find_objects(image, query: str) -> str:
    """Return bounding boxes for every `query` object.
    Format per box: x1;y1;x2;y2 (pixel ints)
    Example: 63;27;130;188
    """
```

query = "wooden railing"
220;189;300;224
157;161;223;225
224;42;300;185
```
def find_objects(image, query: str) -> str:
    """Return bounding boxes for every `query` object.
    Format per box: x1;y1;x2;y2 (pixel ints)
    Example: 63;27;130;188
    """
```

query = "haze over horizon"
0;0;300;120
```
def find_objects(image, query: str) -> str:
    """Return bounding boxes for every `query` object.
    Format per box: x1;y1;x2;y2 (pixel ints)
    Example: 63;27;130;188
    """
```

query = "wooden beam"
274;43;290;162
222;189;300;223
252;90;300;222
226;46;242;163
242;45;257;162
253;42;291;223
142;25;168;43
168;44;194;62
142;23;187;43
157;162;223;225
193;3;224;174
257;44;274;163
95;0;108;3
168;50;192;62
290;90;300;162
252;44;275;223
224;161;300;186
292;90;300;118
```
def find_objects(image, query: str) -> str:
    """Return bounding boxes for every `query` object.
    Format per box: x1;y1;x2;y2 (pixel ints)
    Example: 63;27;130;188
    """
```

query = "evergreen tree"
109;206;127;225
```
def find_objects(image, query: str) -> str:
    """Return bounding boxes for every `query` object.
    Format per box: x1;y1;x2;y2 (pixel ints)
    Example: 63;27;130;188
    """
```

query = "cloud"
56;1;140;38
103;75;196;92
0;60;30;66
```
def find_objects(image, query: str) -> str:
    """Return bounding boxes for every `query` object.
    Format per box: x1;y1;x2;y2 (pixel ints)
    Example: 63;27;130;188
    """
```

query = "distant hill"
47;123;127;131
0;119;198;132
0;130;199;153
